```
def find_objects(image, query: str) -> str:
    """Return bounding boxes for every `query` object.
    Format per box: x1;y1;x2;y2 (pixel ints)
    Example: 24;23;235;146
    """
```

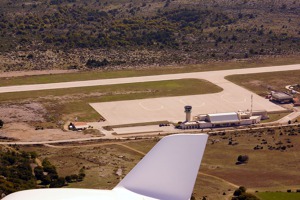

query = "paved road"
1;122;298;145
1;64;300;126
0;64;299;93
275;107;300;124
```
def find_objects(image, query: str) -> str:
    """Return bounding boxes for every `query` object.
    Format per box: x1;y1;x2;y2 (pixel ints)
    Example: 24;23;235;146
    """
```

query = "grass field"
201;128;300;189
0;79;222;102
1;56;299;87
263;112;292;123
226;70;300;96
256;192;300;200
0;79;222;124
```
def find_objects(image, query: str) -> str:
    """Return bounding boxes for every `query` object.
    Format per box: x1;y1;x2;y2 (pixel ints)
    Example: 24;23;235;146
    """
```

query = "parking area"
90;88;285;126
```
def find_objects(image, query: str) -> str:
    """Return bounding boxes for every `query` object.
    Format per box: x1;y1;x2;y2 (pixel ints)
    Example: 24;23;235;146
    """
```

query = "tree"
239;186;246;193
65;176;72;183
86;58;109;68
232;186;259;200
78;167;86;180
70;174;78;182
49;177;65;188
237;155;249;164
233;188;242;196
30;152;38;159
41;175;51;185
42;158;58;180
0;119;3;128
34;166;44;180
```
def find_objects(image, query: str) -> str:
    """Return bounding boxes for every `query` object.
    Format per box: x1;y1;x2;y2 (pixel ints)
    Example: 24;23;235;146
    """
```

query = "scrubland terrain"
0;0;299;71
14;124;300;200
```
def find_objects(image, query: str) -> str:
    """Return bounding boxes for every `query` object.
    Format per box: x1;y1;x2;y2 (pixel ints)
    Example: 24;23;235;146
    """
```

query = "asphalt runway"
1;64;300;125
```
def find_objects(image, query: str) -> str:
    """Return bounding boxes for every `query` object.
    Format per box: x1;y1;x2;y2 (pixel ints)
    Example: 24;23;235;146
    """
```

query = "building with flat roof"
179;106;265;129
270;91;293;104
207;112;240;124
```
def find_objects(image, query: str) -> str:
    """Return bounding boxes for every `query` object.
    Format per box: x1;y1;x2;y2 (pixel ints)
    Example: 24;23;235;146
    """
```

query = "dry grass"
256;192;300;200
19;125;300;199
226;70;300;96
202;128;300;189
263;112;292;123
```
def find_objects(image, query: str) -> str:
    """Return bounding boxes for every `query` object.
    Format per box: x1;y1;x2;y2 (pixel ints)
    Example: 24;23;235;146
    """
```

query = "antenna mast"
250;94;253;116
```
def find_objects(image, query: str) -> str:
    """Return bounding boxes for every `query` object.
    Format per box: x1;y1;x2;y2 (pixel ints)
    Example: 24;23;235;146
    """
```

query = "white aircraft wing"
2;134;208;200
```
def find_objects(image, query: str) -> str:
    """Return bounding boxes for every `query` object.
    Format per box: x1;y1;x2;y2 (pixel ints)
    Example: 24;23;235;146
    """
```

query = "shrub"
34;166;44;180
233;189;242;196
86;59;109;68
65;176;72;183
0;119;3;128
237;155;249;163
239;186;246;193
232;186;259;200
27;54;34;59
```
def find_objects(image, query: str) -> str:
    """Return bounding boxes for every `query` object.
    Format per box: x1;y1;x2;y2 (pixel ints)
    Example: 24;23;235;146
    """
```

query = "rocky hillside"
0;0;299;71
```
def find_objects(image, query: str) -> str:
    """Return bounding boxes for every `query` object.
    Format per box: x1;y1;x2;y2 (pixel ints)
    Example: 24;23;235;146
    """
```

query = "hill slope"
0;0;299;71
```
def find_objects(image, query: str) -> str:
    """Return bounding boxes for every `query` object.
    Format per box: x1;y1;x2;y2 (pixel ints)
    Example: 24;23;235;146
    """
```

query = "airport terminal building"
179;106;266;129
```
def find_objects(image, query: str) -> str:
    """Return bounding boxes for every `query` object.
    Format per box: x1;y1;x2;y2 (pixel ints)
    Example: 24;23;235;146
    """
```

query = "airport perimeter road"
0;64;300;93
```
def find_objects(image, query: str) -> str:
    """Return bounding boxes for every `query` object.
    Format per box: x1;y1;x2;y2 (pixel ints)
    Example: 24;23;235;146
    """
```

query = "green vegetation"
263;112;292;123
236;155;249;165
19;144;144;190
0;0;299;71
0;79;222;125
256;192;300;200
0;119;3;128
226;70;300;96
232;186;259;200
0;79;222;102
0;147;86;197
0;150;36;195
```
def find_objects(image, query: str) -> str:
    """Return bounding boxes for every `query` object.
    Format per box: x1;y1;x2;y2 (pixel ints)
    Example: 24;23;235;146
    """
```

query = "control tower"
184;105;192;122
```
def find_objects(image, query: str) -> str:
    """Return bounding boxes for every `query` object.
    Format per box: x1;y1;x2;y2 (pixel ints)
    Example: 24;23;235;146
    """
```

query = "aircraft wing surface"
114;134;208;200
